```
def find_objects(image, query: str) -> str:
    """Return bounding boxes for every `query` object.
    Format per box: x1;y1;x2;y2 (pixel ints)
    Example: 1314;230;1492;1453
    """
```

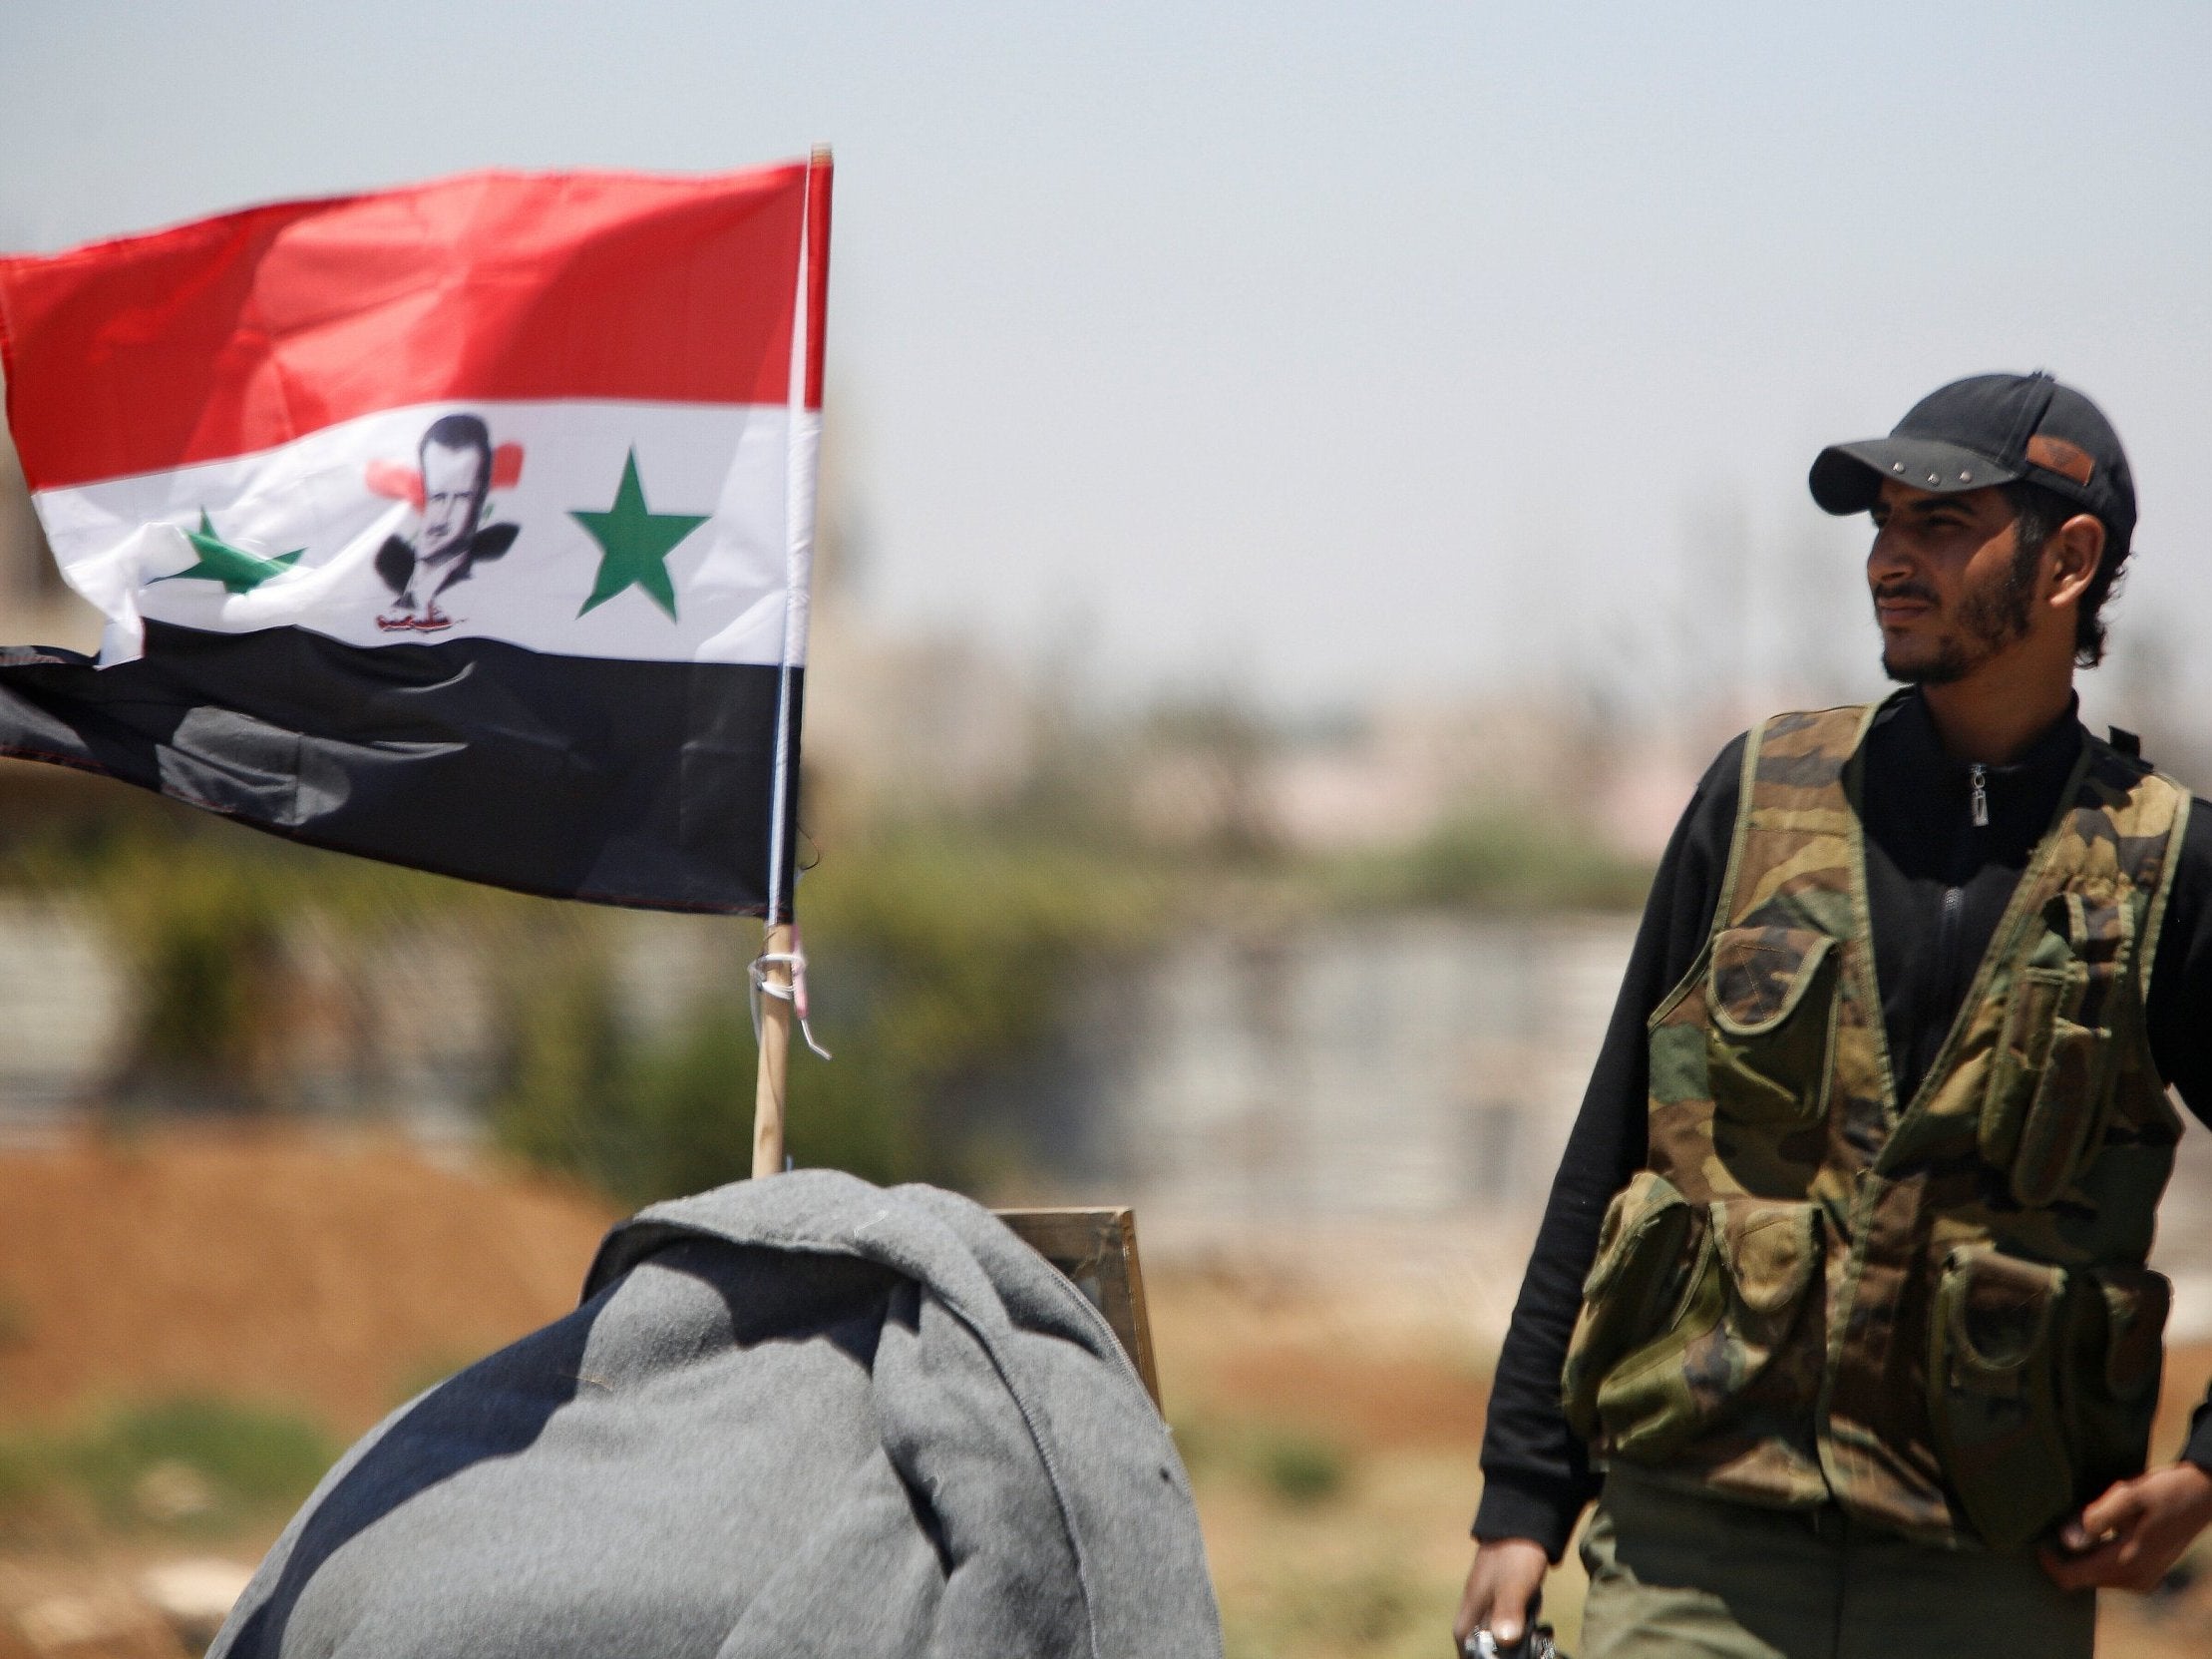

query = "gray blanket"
209;1170;1222;1658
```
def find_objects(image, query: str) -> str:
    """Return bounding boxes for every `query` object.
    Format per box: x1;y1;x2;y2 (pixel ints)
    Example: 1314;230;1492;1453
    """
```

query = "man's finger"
1453;1552;1501;1645
1452;1571;1489;1645
2075;1478;2149;1543
1488;1584;1528;1646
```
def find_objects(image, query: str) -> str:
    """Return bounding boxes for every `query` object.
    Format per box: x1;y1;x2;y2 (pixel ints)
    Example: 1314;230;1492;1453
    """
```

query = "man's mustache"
1873;581;1939;606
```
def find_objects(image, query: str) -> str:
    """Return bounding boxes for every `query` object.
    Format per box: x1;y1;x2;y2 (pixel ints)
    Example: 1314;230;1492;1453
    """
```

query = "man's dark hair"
2004;479;2124;669
420;412;494;487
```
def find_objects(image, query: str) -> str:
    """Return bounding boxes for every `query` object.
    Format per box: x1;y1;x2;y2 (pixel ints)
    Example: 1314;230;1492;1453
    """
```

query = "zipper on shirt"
1948;764;1987;972
1938;884;1964;965
1930;762;1986;1082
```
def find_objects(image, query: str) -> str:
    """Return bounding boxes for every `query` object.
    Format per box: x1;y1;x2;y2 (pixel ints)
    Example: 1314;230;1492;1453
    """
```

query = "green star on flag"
155;510;304;594
571;449;710;621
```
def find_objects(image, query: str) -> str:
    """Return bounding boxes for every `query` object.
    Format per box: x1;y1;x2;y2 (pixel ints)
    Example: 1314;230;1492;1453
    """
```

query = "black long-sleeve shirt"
1473;691;2212;1561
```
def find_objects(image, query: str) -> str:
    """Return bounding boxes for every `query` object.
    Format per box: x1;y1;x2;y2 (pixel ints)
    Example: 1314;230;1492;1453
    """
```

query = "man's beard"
1879;544;2039;686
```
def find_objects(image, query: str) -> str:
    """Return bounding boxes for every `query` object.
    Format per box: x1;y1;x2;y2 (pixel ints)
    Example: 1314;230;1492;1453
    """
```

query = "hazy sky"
7;1;2212;719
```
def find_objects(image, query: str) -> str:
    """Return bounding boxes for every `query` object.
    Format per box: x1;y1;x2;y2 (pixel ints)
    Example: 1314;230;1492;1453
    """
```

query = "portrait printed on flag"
371;413;522;633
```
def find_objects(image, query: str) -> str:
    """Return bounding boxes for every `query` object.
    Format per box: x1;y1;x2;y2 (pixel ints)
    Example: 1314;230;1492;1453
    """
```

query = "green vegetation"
3;815;517;1113
488;830;1170;1202
1169;1411;1352;1508
1323;809;1653;913
488;960;863;1204
0;1397;339;1539
1256;1429;1350;1505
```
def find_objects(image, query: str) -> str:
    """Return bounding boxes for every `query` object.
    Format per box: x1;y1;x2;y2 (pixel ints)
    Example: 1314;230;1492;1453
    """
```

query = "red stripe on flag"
0;165;819;491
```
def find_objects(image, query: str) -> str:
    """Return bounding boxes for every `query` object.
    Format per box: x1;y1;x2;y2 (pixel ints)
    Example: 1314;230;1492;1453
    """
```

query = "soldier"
1453;373;2212;1659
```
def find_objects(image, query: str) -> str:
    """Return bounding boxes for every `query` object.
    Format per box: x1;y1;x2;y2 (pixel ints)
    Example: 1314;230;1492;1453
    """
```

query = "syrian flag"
0;158;830;916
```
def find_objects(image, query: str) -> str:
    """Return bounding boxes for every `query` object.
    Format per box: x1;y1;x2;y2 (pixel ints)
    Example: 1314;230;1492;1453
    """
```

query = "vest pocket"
1979;968;2068;1169
2012;1022;2114;1206
1981;961;2117;1206
2065;1264;2170;1498
1563;1181;1820;1464
1562;1172;1703;1444
1705;927;1839;1124
1927;1245;2071;1551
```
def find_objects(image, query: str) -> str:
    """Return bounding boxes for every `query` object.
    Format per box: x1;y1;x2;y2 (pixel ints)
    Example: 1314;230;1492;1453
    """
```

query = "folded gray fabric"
210;1169;1222;1659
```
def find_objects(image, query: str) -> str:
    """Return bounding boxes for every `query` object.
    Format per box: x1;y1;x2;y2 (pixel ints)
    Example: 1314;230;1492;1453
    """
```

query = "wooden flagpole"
752;921;794;1176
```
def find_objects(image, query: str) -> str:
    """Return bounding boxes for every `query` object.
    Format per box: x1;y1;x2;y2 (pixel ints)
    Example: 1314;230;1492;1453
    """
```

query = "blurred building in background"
1101;915;1631;1222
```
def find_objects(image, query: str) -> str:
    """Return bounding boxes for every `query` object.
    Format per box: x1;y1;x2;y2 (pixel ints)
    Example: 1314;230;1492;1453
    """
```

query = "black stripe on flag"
0;622;801;915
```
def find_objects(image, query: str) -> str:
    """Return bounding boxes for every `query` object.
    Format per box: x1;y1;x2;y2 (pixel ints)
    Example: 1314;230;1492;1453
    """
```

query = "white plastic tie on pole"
750;932;832;1060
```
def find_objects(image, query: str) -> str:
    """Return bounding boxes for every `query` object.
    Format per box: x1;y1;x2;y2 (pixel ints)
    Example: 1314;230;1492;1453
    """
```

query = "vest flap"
1708;927;1837;1038
1711;1199;1819;1315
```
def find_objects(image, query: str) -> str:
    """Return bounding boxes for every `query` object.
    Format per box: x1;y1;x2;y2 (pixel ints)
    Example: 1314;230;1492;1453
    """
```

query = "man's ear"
2045;513;2105;608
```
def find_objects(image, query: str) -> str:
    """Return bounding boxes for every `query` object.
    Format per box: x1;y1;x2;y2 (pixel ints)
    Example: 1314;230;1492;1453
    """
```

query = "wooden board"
993;1206;1162;1411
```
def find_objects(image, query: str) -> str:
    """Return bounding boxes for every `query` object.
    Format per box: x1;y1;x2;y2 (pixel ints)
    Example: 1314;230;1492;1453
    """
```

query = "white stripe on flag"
32;399;801;668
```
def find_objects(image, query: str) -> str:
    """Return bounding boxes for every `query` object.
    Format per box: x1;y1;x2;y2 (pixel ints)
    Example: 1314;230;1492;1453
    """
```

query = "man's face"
1865;481;2041;685
420;441;487;561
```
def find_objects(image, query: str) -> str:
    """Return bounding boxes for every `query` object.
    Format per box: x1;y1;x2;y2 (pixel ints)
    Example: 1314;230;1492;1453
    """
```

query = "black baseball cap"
1808;371;2135;559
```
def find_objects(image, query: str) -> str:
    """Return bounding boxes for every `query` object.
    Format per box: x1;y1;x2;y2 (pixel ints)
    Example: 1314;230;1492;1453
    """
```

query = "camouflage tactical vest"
1560;700;2193;1552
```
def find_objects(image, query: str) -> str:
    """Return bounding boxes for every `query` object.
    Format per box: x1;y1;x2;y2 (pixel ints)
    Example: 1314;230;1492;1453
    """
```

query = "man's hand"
2038;1462;2212;1593
1452;1536;1549;1654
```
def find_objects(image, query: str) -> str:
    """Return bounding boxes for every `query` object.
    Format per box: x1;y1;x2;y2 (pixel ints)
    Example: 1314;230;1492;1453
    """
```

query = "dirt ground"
0;1128;618;1434
3;1130;2211;1657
